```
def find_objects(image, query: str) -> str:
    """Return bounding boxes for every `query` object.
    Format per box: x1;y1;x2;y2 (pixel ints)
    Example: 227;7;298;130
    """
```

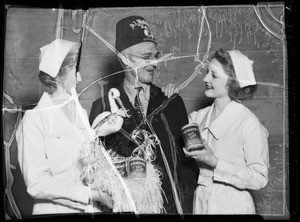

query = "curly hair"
212;48;257;102
38;44;79;94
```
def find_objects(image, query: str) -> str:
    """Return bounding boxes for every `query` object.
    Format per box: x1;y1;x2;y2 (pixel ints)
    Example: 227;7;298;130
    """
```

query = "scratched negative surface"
2;3;288;219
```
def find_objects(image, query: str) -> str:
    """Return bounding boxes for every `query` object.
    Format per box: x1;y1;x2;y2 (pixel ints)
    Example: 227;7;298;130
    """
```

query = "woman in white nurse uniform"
162;48;269;214
16;39;120;215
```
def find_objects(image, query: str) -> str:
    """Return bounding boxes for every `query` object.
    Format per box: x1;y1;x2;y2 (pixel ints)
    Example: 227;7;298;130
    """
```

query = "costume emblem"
129;19;155;39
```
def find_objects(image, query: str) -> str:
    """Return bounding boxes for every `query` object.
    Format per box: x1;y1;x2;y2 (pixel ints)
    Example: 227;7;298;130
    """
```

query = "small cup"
127;156;147;179
113;157;127;177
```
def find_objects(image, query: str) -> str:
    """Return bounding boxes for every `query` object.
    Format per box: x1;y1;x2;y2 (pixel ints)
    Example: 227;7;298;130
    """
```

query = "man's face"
122;42;160;85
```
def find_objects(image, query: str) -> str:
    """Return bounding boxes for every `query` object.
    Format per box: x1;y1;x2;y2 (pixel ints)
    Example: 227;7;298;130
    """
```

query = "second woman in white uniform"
162;48;269;214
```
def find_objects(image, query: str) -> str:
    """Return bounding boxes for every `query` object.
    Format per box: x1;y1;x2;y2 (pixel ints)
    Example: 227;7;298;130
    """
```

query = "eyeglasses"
124;52;161;61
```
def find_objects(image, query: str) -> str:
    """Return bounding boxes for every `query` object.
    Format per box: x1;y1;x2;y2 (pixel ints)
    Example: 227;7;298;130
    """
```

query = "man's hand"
162;83;179;98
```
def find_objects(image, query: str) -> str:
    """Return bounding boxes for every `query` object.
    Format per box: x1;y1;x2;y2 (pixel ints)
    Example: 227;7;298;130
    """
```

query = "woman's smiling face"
56;45;81;95
203;58;230;99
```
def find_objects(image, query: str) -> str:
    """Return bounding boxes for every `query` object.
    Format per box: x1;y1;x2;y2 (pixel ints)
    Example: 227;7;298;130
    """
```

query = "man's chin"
139;80;152;85
138;74;154;83
144;77;154;84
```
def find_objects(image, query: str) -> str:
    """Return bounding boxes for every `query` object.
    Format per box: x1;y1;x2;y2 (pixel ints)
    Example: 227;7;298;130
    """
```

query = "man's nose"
147;59;158;68
203;73;210;82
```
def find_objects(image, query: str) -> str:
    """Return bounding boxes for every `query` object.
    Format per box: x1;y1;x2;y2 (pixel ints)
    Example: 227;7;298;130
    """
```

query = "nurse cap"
228;50;256;88
39;39;77;78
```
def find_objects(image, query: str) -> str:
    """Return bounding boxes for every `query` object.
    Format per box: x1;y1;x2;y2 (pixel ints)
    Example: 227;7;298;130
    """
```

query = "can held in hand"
181;123;204;151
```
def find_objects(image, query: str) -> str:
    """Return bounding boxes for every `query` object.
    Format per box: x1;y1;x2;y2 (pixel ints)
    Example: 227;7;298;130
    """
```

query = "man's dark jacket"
89;82;198;213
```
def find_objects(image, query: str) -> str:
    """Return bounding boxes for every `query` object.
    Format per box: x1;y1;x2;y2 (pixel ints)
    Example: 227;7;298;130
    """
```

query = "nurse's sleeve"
188;111;198;124
213;118;269;190
16;114;91;207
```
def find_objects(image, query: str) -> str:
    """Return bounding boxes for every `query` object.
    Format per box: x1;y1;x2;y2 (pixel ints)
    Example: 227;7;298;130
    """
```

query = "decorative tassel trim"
77;138;164;213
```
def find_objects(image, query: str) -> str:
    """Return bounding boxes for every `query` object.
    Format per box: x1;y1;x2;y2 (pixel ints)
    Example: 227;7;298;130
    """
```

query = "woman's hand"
183;140;219;168
91;189;113;209
162;83;179;98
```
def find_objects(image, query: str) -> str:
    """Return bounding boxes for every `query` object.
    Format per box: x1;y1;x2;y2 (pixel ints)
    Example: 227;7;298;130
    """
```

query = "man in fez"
89;15;198;214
